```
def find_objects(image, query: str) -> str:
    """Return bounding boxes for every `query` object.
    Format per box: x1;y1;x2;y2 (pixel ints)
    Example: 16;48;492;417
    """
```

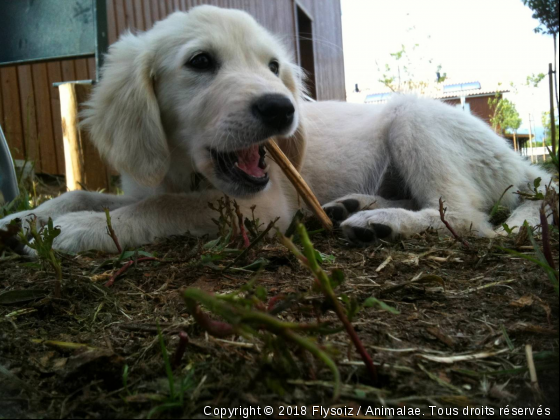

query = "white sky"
341;0;558;133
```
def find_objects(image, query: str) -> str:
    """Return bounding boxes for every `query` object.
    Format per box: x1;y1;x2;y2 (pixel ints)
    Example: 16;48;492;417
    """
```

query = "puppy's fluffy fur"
0;6;553;252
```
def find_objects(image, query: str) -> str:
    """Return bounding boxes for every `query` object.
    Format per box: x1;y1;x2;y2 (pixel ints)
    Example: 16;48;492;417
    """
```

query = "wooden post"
513;131;517;152
58;82;110;191
59;83;85;190
549;63;557;155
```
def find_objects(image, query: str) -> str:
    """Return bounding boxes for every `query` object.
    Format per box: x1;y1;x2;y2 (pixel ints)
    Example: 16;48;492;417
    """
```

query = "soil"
0;211;558;419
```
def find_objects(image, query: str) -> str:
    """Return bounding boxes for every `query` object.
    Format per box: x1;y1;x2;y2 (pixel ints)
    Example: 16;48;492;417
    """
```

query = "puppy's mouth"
210;144;269;192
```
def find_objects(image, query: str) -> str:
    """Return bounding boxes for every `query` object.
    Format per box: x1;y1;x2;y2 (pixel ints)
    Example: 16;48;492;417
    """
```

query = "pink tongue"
236;145;265;178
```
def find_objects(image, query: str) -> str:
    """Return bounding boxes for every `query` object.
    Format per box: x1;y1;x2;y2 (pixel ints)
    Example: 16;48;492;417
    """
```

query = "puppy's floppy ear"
81;32;169;186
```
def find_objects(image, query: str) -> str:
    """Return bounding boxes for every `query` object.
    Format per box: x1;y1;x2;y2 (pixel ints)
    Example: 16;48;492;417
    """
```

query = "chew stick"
266;140;333;231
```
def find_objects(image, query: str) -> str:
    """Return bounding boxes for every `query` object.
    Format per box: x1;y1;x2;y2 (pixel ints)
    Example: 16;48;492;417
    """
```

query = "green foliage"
501;222;516;236
183;285;342;399
525;220;558;294
122;364;131;396
363;297;400;314
183;224;384;399
526;72;546;87
1;158;56;218
208;196;237;240
541;111;559;147
314;250;336;265
517;177;545;201
501;177;559;295
1;189;32;218
489;96;522;134
547;145;560;172
377;38;447;95
147;325;196;418
18;217;63;298
518;177;544;201
498;222;558;295
522;0;559;35
489;185;513;225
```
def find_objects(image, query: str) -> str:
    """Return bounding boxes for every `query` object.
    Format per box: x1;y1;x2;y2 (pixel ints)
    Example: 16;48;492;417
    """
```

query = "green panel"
0;0;95;66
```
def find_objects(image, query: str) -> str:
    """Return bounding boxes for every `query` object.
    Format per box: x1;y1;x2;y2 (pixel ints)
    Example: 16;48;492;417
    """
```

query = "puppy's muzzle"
252;94;295;131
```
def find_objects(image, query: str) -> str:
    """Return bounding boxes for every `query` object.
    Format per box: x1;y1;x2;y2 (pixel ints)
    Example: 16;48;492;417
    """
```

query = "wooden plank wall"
0;0;345;176
298;0;346;101
442;96;494;126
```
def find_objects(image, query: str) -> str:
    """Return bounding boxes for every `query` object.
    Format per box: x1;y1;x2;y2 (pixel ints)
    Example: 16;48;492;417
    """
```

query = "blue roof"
365;92;393;103
443;81;481;93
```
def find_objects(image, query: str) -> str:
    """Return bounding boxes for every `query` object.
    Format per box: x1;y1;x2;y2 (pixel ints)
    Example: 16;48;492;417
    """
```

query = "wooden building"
358;81;508;128
0;0;345;179
436;82;509;127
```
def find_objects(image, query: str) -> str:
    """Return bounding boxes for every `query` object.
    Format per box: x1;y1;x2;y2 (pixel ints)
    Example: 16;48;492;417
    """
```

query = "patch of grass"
539;147;559;175
498;174;559;295
182;224;390;400
122;364;131;396
18;217;63;298
147;326;196;419
489;185;513;225
364;297;400;315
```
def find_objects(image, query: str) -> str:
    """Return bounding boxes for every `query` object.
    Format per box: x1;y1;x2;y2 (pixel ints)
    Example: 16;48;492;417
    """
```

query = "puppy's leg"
503;200;542;231
502;183;559;231
49;191;293;253
322;193;415;225
339;97;505;245
0;190;138;230
341;207;493;245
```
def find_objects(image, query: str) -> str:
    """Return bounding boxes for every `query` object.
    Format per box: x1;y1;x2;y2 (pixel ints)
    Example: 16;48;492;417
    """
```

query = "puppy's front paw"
51;212;118;253
342;222;393;246
340;210;396;246
0;212;49;255
323;198;361;225
0;210;49;232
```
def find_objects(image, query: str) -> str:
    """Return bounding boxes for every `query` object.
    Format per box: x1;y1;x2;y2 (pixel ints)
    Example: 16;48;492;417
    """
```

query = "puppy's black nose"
252;94;295;130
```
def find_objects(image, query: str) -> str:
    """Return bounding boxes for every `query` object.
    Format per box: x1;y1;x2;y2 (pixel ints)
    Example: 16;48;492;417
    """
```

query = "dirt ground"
0;205;558;418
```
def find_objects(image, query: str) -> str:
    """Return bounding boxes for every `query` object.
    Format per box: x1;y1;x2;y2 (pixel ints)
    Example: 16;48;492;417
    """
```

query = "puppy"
0;5;553;252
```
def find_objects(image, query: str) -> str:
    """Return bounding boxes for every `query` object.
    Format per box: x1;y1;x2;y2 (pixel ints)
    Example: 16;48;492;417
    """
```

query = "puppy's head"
82;5;306;196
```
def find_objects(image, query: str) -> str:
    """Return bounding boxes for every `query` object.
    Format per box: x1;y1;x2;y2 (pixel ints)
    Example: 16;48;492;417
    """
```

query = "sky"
340;0;558;137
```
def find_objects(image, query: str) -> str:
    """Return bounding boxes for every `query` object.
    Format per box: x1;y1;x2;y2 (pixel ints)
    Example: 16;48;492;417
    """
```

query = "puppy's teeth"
234;162;239;167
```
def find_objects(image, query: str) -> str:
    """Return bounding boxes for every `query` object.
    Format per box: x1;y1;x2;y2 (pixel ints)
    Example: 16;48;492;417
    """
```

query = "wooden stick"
266;140;332;231
525;344;540;394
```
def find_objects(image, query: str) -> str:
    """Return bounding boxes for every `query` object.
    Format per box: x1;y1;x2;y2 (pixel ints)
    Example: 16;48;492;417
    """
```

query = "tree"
522;0;559;116
522;0;559;35
377;38;447;96
526;72;546;87
489;96;522;134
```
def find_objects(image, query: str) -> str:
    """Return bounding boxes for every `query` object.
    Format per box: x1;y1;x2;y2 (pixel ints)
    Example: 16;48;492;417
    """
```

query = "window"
295;3;317;99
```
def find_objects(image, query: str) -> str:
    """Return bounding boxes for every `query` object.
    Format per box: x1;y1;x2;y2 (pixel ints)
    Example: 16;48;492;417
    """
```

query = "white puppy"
0;6;552;252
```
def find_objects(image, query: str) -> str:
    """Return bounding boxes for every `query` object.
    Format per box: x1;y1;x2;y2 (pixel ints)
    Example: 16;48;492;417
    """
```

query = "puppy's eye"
269;60;279;76
188;53;214;71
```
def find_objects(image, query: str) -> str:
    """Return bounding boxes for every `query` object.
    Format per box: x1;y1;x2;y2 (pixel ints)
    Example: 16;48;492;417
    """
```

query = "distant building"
435;82;509;126
354;81;508;127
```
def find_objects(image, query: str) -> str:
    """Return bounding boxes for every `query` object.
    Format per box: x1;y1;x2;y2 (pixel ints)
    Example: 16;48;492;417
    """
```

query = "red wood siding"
442;95;496;126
